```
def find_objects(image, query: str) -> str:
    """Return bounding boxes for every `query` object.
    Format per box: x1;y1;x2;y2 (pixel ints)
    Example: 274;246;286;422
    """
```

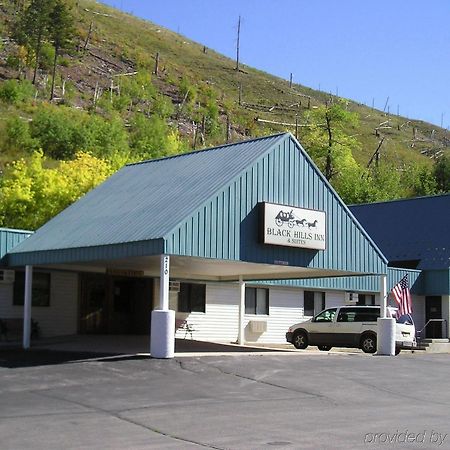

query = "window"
13;271;51;307
313;308;337;322
357;294;376;306
178;283;206;313
245;287;269;315
304;291;325;316
337;307;379;322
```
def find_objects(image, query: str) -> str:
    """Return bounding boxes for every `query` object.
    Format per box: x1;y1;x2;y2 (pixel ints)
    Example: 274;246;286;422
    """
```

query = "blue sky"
100;1;450;129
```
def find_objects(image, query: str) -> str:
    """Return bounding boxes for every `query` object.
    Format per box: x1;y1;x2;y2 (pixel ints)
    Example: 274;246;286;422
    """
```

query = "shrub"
0;79;35;104
130;113;182;160
5;115;38;152
29;105;129;160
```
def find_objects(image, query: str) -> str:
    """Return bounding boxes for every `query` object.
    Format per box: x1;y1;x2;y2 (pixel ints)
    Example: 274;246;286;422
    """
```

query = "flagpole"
380;274;387;319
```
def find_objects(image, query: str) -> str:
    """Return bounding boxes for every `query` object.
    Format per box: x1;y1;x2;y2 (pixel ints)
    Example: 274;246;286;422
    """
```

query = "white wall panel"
0;271;78;338
175;283;239;342
326;291;345;309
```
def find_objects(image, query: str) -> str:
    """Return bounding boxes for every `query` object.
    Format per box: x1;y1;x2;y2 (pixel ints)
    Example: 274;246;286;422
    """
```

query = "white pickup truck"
286;305;416;354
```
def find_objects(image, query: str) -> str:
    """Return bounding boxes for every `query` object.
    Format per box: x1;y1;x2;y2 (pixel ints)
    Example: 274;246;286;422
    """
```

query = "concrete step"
420;338;449;344
416;340;450;353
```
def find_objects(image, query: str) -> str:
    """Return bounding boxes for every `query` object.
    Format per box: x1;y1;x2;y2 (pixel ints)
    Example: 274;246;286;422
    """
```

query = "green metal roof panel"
9;133;286;258
256;267;423;294
8;132;387;277
166;134;387;274
0;228;32;264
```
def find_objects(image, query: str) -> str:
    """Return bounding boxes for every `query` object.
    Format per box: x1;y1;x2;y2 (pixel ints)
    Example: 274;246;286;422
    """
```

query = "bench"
175;319;195;339
0;318;40;341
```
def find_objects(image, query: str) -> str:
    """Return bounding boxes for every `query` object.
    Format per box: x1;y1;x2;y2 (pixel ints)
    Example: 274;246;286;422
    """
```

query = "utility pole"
235;15;241;71
289;73;293;88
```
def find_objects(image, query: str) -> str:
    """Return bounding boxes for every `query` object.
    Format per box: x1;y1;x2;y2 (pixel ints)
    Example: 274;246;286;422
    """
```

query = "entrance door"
425;296;442;338
80;274;153;334
79;273;107;334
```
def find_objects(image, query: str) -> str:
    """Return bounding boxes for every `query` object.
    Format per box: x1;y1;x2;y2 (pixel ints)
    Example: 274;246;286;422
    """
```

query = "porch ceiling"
41;254;366;282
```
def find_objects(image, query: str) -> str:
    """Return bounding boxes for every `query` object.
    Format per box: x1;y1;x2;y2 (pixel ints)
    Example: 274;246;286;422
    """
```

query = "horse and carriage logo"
275;209;319;230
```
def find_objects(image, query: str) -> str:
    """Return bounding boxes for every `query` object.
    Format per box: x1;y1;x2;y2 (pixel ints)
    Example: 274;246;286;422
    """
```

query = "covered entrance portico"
7;133;394;357
14;252;389;357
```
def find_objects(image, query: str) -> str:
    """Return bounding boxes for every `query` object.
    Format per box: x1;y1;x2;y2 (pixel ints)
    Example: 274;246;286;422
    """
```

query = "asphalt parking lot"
1;349;449;449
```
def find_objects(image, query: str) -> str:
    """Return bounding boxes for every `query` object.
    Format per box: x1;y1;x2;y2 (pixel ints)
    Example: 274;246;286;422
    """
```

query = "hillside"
0;0;448;227
2;1;449;160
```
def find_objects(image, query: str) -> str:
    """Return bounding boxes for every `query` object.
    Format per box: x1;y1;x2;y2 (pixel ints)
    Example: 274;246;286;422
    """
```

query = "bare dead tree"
83;22;93;51
235;16;241;71
154;52;160;76
367;137;385;168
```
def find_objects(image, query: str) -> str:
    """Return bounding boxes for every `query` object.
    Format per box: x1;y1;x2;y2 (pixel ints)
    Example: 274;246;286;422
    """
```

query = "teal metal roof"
8;132;387;277
256;267;423;294
8;134;286;262
0;228;32;264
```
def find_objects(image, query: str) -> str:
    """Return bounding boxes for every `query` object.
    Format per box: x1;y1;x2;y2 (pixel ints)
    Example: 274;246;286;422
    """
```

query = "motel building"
0;133;448;357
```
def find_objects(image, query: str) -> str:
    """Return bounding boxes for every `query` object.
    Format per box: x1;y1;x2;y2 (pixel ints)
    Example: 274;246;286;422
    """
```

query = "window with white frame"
245;287;269;315
304;291;325;316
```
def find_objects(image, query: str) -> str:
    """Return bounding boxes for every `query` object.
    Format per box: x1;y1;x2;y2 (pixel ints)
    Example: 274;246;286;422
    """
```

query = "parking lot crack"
33;389;225;449
191;359;332;402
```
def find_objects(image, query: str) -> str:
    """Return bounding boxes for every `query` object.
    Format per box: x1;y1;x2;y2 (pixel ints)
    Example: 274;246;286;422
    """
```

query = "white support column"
159;254;170;310
238;276;245;345
377;274;395;356
150;255;175;359
23;265;33;349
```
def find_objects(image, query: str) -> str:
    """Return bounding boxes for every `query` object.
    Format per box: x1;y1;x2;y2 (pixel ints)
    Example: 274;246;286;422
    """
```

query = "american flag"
391;274;412;316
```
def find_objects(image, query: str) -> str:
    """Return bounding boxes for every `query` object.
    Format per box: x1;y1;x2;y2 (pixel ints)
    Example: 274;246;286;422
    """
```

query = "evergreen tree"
48;0;75;100
13;0;55;84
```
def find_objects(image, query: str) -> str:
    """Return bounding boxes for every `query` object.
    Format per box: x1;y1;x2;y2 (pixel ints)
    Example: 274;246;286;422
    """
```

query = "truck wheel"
360;333;377;354
292;330;308;349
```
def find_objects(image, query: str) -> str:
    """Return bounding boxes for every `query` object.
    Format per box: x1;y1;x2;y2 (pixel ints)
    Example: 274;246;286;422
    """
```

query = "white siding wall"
174;283;348;344
0;271;78;338
325;291;345;309
244;287;304;344
175;283;239;342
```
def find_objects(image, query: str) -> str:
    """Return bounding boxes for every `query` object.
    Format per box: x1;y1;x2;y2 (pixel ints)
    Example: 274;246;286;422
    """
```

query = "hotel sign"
262;203;326;250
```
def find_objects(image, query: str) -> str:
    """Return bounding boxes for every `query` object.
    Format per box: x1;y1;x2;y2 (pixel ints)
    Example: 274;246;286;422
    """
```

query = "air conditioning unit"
169;281;180;293
345;291;358;303
0;270;15;284
250;320;267;333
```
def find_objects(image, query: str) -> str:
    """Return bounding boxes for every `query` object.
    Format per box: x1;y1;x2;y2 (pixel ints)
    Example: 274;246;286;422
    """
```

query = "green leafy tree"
0;150;113;230
29;104;129;159
302;100;360;182
130;113;184;160
434;155;450;193
403;164;438;197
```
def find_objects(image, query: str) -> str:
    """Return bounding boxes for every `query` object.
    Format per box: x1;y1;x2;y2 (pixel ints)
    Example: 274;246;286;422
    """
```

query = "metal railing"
416;319;448;343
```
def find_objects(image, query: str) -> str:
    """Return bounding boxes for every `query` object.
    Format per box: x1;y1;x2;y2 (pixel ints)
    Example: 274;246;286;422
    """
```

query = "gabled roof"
350;194;450;270
8;132;387;277
9;133;287;255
